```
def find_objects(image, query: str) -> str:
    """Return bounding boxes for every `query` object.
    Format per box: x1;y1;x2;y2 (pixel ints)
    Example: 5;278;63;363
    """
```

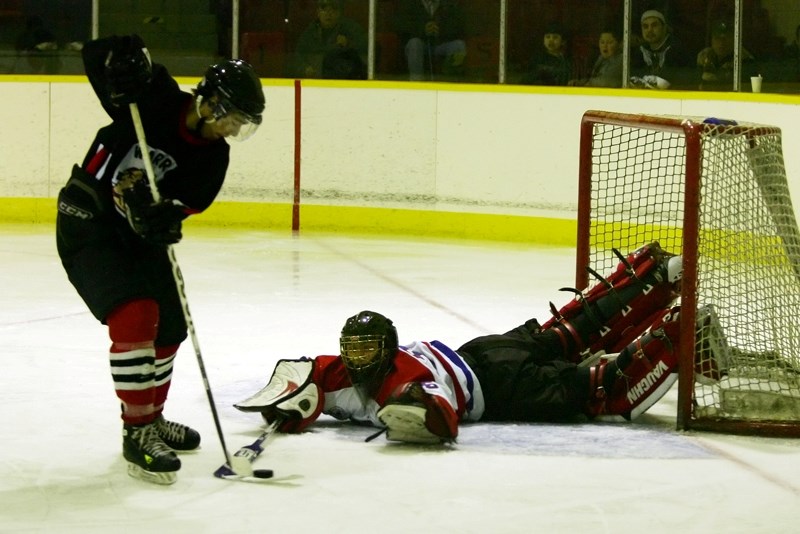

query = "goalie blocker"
377;381;459;444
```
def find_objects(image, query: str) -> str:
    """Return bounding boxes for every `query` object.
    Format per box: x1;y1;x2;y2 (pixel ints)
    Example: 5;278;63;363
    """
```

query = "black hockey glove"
120;179;184;245
105;34;152;106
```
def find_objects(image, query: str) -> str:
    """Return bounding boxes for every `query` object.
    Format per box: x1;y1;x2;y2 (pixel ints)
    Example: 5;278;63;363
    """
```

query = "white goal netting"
579;112;800;435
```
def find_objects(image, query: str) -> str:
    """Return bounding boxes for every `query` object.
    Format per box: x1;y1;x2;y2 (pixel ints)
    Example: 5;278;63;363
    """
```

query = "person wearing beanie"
631;9;693;89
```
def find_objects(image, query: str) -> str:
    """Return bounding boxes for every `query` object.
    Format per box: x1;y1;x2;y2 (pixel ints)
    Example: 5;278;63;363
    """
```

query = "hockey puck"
252;469;274;479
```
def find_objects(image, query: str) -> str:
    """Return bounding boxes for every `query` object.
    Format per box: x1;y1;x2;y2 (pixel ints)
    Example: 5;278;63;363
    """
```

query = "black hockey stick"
213;418;281;481
129;103;272;481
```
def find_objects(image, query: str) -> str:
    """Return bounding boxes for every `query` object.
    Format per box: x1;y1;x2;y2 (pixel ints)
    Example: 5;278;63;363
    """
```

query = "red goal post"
577;110;800;437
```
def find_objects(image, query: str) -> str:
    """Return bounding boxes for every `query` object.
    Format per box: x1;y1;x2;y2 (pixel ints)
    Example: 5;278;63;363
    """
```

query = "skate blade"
166;445;201;454
127;463;178;485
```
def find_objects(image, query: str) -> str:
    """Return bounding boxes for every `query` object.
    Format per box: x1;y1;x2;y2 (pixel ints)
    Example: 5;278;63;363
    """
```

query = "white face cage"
340;335;386;371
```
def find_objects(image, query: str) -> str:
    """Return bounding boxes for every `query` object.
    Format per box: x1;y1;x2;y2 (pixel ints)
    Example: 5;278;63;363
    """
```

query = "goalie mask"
340;310;398;391
195;59;265;141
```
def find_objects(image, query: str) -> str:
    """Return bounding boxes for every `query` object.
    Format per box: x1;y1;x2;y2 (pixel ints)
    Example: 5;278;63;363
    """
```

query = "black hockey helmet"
340;311;399;391
195;59;265;139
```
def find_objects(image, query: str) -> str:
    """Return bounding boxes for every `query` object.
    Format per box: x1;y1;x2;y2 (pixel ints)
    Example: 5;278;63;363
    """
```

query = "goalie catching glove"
377;381;458;444
234;359;323;433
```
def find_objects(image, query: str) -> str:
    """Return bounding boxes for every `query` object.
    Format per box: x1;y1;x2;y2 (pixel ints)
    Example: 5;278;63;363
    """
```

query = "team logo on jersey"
58;200;93;220
109;144;178;209
132;144;177;174
111;168;148;215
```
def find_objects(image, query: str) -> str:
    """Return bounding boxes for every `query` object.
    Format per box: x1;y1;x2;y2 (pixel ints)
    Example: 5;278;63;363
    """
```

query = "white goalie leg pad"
235;359;316;415
378;404;443;444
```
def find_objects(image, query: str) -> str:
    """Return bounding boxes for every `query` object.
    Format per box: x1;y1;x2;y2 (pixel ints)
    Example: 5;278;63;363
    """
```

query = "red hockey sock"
107;299;160;426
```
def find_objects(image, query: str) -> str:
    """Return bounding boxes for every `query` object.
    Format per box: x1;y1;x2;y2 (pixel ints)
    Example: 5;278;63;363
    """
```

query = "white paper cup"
751;75;762;93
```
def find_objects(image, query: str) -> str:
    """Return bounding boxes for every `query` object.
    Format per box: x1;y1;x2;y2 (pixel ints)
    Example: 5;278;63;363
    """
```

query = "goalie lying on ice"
236;242;688;444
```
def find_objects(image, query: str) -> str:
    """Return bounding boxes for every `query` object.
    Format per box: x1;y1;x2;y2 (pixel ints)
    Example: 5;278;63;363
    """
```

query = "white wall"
2;78;800;221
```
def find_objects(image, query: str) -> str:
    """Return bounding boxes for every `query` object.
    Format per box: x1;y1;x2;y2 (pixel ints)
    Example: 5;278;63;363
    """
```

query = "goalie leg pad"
377;382;458;444
542;242;682;362
586;307;681;420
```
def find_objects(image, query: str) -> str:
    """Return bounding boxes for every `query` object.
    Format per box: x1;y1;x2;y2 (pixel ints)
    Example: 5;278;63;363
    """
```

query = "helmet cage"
340;334;392;387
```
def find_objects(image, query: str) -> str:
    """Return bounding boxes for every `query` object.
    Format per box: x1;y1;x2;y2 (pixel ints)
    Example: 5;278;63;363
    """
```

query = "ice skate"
155;415;201;451
123;422;181;485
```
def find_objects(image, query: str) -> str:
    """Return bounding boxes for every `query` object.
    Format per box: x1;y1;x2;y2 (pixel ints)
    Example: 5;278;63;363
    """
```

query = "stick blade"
214;463;274;482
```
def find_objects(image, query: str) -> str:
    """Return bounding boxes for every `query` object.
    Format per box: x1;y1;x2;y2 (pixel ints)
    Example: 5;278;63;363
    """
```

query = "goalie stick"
129;103;270;481
213;418;282;481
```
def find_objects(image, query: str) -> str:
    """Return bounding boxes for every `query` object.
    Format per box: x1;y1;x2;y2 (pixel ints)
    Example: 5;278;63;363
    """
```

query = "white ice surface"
1;225;798;533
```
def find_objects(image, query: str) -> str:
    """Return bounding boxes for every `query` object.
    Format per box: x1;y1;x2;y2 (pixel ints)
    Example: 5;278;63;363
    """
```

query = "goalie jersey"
315;340;485;426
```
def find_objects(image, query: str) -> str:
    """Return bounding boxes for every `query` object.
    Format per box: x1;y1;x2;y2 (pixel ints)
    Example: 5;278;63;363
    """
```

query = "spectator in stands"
396;0;467;81
630;9;692;89
291;0;367;79
697;21;755;91
569;28;623;88
521;22;572;86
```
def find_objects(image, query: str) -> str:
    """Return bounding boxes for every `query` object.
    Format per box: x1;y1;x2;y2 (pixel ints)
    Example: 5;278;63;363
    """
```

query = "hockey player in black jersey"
56;34;265;485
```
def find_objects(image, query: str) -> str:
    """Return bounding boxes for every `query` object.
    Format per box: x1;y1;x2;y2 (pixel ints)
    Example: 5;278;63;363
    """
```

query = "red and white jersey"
312;340;484;427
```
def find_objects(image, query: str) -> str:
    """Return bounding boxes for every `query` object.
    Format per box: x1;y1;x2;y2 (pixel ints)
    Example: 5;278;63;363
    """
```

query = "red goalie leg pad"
593;309;681;420
542;242;681;362
107;299;160;425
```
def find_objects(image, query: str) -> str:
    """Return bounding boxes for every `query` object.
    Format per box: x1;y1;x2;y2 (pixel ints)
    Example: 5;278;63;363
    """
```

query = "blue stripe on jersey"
430;340;475;411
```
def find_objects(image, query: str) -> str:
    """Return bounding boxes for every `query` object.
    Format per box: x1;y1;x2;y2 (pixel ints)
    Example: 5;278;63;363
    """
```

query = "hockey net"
577;111;800;436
